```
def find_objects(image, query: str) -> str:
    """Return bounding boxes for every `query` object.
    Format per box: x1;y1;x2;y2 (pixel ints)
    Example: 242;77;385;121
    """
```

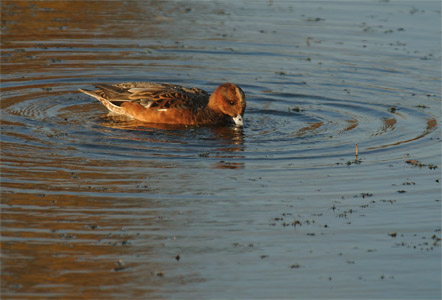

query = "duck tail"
78;88;127;115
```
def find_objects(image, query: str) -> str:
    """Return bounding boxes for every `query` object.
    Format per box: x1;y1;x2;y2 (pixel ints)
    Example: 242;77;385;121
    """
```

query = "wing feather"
95;83;209;111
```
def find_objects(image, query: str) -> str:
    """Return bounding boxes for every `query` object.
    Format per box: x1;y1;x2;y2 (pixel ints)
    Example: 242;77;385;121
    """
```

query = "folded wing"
93;82;209;112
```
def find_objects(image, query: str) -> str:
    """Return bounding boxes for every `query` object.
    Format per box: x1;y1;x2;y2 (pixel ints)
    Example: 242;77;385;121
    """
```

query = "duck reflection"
99;113;245;168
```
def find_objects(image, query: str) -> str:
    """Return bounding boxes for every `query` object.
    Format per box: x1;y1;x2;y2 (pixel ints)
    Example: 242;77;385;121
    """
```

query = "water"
1;1;441;298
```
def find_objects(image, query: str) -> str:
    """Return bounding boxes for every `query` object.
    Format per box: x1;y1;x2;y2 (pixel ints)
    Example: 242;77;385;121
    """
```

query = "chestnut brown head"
209;83;246;126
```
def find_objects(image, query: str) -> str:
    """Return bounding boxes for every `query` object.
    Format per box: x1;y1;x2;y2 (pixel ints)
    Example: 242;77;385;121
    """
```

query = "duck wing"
94;82;210;111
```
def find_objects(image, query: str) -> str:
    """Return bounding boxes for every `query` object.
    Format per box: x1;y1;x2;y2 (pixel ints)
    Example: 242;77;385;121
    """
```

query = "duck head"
209;83;246;126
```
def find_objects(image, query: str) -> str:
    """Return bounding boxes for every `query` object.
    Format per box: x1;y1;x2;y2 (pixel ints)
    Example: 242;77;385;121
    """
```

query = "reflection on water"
100;113;245;149
296;121;323;137
1;0;440;299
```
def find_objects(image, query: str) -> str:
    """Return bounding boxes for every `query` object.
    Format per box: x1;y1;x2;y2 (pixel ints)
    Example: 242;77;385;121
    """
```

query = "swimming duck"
79;82;246;126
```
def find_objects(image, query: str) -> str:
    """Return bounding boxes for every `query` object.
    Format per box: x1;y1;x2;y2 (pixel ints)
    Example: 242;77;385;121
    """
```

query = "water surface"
1;1;441;299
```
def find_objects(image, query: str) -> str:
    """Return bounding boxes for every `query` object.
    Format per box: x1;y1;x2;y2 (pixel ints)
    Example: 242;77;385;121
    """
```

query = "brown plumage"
79;82;246;126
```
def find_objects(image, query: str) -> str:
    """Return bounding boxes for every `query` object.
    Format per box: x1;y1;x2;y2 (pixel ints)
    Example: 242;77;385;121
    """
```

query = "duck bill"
232;114;244;126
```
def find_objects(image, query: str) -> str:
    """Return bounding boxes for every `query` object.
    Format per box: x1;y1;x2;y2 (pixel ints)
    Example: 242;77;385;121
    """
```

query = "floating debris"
402;181;415;185
114;259;126;272
342;159;362;166
306;17;325;22
290;106;304;112
406;160;438;170
155;271;165;277
432;235;441;246
198;152;210;158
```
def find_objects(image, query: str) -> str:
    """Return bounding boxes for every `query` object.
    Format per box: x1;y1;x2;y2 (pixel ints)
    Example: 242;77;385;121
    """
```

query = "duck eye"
229;100;235;106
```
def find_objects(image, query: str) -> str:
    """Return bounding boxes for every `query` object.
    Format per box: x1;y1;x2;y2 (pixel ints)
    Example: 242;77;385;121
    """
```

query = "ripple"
1;82;438;170
240;89;438;166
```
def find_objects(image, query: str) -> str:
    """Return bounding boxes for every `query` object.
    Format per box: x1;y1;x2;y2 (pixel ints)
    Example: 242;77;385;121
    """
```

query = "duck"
79;82;246;126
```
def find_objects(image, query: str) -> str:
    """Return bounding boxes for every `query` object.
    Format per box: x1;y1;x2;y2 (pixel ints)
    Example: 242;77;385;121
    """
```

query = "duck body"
79;82;246;126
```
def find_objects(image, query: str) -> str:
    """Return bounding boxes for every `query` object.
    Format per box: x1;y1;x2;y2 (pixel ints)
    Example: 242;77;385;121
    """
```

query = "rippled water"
1;1;441;299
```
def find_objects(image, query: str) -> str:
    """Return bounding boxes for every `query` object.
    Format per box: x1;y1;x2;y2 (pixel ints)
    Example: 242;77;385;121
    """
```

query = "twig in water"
355;143;358;160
